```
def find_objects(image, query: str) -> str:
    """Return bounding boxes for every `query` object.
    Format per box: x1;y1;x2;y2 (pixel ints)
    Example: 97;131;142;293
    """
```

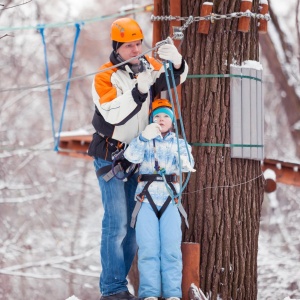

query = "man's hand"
157;43;182;66
137;70;153;94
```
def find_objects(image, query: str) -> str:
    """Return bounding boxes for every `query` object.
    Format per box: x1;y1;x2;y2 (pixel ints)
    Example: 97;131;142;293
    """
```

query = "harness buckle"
136;193;145;202
172;174;179;183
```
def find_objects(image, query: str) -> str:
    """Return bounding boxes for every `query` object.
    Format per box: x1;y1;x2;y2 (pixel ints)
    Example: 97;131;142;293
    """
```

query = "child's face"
153;113;173;133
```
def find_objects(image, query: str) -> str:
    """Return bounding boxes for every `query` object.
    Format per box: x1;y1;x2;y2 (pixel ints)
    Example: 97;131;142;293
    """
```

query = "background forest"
0;0;300;299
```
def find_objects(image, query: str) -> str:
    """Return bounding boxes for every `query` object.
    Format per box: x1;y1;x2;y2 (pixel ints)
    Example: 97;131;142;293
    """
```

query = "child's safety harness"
130;173;189;228
130;135;189;229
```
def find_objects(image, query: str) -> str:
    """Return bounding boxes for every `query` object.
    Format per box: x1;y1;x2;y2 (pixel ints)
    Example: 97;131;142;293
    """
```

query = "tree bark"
160;1;265;299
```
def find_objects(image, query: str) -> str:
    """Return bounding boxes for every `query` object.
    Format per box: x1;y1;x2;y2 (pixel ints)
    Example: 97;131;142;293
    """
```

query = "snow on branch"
0;192;52;204
0;247;98;278
0;0;32;10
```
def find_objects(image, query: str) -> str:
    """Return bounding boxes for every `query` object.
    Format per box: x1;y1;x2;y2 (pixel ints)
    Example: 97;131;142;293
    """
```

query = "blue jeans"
136;202;182;298
94;157;138;296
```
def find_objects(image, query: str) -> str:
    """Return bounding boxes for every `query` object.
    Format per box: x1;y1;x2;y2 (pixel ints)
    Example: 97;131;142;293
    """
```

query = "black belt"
96;165;112;178
97;132;124;149
138;174;179;183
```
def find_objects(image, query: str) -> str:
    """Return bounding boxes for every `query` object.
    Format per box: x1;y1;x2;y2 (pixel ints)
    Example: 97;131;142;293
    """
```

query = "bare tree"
260;2;300;157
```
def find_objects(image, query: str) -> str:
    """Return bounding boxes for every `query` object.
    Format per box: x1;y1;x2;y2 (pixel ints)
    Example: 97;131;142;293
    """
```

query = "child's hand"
141;123;162;140
180;156;196;172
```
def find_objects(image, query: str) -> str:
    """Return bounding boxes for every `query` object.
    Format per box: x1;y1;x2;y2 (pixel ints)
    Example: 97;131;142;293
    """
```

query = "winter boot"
100;291;138;300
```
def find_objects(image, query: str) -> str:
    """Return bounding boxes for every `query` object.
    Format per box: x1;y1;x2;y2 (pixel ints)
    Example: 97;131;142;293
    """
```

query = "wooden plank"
56;134;300;188
241;66;251;158
256;68;264;160
250;68;258;159
152;0;162;54
230;65;243;158
182;243;200;300
262;159;300;187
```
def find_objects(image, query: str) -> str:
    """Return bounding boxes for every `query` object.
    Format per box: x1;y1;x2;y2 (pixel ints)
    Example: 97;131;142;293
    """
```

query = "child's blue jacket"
124;131;195;206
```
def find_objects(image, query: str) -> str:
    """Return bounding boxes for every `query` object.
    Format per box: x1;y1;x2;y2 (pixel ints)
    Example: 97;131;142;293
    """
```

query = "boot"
100;291;138;300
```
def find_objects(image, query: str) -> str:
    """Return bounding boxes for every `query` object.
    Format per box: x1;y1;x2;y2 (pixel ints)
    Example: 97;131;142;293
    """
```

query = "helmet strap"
114;51;125;63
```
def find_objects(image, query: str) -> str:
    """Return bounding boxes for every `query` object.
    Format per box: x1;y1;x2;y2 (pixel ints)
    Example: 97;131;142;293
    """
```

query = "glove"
141;123;162;141
157;43;182;66
180;156;196;172
137;69;153;94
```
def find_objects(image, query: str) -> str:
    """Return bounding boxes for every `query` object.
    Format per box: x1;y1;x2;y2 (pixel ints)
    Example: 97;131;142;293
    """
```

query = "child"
124;99;195;300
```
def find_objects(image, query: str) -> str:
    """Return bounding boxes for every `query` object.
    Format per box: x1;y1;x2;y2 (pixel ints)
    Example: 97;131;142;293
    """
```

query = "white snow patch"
242;60;263;70
65;296;81;300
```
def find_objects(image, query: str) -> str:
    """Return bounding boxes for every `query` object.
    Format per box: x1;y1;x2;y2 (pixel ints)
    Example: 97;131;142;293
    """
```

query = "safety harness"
130;173;189;228
95;132;137;182
130;136;189;229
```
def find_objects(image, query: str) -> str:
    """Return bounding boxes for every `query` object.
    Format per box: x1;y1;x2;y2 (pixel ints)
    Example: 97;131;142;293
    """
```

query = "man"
88;17;188;300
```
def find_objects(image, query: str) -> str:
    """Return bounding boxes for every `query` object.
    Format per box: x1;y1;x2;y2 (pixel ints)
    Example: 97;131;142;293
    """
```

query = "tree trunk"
160;1;265;299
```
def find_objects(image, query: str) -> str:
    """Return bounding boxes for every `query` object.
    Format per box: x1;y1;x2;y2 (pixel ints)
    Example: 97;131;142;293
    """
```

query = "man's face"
117;40;142;65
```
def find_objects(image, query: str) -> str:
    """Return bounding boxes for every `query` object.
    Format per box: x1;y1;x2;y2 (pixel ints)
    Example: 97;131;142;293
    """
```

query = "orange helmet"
151;99;172;111
150;99;174;123
111;18;144;43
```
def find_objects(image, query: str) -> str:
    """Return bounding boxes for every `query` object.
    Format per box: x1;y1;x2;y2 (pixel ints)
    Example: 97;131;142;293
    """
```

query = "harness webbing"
130;174;189;228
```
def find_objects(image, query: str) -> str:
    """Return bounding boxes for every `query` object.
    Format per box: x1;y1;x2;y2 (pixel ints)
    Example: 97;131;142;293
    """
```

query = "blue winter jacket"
124;131;194;206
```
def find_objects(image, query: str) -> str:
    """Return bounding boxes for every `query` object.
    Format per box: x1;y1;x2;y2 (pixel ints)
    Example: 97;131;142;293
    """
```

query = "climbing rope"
0;16;195;93
38;25;56;143
38;22;83;151
160;60;193;205
0;38;170;93
0;4;154;31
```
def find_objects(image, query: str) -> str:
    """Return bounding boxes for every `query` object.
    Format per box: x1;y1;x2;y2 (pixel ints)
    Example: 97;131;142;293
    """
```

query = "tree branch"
0;0;32;10
0;33;14;39
0;247;97;273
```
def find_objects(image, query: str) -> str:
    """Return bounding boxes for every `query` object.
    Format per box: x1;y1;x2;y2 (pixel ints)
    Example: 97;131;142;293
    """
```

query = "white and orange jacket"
88;51;188;160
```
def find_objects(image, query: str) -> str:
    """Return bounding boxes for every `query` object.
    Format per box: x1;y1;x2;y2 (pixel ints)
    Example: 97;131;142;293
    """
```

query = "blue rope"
38;25;56;142
38;22;83;151
162;61;191;204
168;62;192;199
169;62;193;169
54;22;83;151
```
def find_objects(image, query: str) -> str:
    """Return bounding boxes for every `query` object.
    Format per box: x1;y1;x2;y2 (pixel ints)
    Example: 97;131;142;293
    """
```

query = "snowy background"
0;0;300;299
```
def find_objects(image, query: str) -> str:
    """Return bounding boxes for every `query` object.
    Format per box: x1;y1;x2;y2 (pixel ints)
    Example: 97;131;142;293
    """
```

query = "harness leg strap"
130;201;142;228
130;174;190;228
178;204;189;228
102;164;123;182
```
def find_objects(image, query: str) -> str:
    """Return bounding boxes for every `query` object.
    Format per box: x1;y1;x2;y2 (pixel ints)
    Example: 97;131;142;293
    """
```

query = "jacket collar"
109;51;148;75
